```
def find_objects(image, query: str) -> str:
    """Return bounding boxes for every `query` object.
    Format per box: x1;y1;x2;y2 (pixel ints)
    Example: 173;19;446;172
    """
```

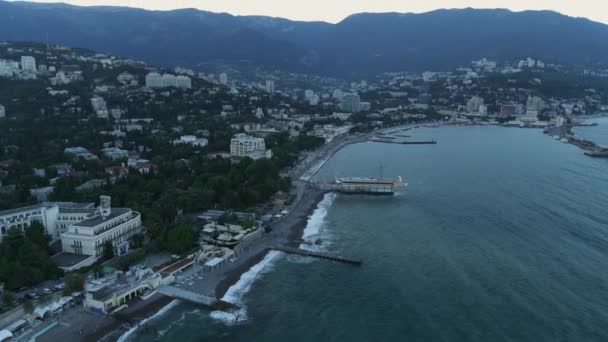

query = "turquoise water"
573;117;608;147
130;126;608;342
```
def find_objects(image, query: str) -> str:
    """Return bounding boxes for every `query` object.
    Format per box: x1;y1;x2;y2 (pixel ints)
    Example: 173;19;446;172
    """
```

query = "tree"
166;225;194;255
103;241;114;260
25;221;50;250
2;291;14;306
64;272;85;293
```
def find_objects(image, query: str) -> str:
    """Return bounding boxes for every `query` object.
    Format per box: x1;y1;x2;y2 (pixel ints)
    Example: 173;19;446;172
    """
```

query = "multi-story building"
145;72;191;89
230;134;272;160
265;80;275;95
91;96;109;118
60;196;143;257
20;56;37;73
219;73;228;85
526;96;545;113
173;135;208;147
0;205;60;241
341;93;361;113
466;96;484;113
0;60;19;77
0;202;96;242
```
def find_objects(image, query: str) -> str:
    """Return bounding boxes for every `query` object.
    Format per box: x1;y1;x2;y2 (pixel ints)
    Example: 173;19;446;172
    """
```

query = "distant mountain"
1;1;608;75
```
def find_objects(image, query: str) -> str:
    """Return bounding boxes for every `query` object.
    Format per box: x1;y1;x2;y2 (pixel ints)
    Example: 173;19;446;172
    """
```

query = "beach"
102;131;362;341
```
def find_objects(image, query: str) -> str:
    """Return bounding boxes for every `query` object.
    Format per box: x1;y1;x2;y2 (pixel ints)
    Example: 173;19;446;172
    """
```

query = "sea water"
128;125;608;342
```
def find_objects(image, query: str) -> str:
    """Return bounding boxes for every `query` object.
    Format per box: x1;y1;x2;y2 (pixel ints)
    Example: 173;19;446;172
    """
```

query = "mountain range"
1;1;608;76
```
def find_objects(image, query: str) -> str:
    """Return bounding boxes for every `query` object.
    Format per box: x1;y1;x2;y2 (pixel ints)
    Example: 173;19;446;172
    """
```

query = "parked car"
41;288;52;294
54;283;65;291
26;293;39;300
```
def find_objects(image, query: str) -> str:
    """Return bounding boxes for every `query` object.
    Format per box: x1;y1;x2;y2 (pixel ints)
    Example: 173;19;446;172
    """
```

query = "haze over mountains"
1;1;608;75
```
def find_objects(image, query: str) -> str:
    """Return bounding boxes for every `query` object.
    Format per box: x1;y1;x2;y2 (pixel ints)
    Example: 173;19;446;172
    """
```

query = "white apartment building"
265;80;275;95
0;205;60;241
219;73;228;85
20;56;37;73
0;60;19;77
91;96;109;118
145;72;192;89
0;201;97;242
526;96;545;114
61;196;143;257
230;134;272;160
341;93;361;113
173;135;208;147
466;96;485;113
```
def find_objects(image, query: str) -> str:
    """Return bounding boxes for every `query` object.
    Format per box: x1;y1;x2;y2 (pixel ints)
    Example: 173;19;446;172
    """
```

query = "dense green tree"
64;272;85;292
103;241;115;260
166;225;194;255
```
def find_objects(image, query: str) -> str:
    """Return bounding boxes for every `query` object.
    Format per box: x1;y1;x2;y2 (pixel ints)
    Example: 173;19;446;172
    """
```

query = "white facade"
0;60;19;77
0;205;59;241
466;96;485;113
526;96;545;113
219;73;228;85
230;134;272;160
20;56;37;73
0;104;5;118
265;80;275;95
146;72;191;89
61;197;143;257
341;93;361;113
173;135;208;147
102;147;129;160
91;96;109;118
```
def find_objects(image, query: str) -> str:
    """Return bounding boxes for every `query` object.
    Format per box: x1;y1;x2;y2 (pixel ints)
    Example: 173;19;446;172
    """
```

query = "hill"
1;1;608;75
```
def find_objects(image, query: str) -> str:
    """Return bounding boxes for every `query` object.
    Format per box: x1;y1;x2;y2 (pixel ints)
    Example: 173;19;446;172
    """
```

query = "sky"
17;1;608;24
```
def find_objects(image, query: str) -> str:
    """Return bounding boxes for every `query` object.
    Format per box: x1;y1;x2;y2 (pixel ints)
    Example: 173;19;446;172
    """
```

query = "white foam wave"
209;250;282;325
116;299;181;342
299;192;336;252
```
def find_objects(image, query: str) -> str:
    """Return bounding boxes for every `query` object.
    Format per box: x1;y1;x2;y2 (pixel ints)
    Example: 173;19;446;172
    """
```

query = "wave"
116;299;181;342
299;192;336;252
209;250;282;325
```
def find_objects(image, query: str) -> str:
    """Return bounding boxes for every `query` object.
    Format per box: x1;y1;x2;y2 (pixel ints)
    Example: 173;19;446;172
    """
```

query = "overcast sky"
20;1;608;24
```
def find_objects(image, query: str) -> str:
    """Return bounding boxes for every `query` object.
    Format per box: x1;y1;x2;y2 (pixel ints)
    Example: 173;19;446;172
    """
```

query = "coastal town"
0;39;608;341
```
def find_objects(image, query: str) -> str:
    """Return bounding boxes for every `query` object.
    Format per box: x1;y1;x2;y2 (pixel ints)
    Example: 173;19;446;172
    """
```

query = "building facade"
20;56;36;73
230;134;272;160
0;205;59;241
61;196;142;257
341;93;362;113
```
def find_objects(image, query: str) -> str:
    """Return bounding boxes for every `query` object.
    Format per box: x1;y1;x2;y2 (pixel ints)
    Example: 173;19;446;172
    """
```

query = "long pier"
370;138;436;145
157;286;238;310
270;246;362;266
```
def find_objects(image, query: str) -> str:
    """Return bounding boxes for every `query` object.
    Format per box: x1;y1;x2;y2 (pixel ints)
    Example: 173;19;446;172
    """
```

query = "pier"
370;138;436;145
270;246;362;266
157;286;238;310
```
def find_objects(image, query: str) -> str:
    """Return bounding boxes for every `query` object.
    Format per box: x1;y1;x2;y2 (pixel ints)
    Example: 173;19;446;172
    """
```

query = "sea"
573;117;608;147
125;125;608;342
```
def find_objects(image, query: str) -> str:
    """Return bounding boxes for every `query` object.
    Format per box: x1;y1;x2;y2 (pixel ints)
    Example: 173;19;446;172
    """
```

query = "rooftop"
0;204;47;217
51;252;93;268
74;208;131;228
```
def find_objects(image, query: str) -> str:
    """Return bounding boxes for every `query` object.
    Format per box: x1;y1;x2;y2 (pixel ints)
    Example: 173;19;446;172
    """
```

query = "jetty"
370;138;436;145
270;246;362;266
157;286;238;310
